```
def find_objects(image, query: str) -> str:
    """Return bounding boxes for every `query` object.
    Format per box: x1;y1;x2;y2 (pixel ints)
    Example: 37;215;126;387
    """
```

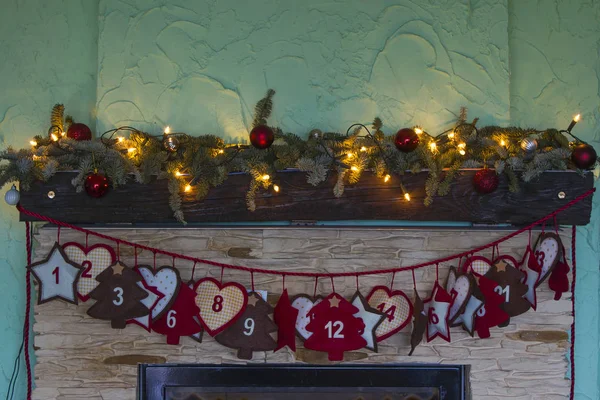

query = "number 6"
167;310;177;328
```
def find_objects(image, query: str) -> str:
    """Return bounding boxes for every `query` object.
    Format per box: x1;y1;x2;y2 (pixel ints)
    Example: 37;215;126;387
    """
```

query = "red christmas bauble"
249;125;274;149
571;143;597;170
85;172;110;198
473;169;499;194
67;123;92;141
394;128;419;152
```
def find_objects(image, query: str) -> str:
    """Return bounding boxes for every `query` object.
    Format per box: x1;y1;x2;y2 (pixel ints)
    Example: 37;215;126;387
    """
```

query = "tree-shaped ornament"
486;258;530;319
152;282;202;345
215;292;277;360
548;248;570;300
304;293;367;361
274;289;299;352
473;275;510;339
86;261;149;329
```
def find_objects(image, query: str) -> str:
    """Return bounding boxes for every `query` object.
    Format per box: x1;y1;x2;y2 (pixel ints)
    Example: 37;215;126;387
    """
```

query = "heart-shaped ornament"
136;266;181;321
62;242;116;301
533;233;563;287
463;256;492;277
291;294;323;341
445;266;474;324
366;286;413;341
194;277;247;336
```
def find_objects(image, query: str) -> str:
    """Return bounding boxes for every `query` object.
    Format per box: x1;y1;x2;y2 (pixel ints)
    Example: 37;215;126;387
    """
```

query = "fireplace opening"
137;364;471;400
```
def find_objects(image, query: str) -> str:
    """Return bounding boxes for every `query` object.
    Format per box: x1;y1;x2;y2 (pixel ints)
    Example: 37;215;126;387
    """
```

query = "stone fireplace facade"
32;226;572;399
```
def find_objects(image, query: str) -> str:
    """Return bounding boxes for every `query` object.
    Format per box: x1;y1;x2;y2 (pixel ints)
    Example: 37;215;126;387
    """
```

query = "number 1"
52;267;59;284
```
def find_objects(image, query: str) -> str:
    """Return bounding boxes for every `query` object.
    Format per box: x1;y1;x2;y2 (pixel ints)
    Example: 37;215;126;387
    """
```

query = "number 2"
81;261;92;278
494;285;510;303
325;321;344;339
243;318;255;336
376;303;397;322
113;287;124;306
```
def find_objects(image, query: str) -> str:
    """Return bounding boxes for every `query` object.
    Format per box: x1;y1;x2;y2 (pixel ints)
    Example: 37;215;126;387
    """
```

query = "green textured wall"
0;0;598;398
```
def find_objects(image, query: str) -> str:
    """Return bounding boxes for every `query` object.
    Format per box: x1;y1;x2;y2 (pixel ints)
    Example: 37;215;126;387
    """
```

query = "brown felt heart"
194;277;248;336
366;286;413;341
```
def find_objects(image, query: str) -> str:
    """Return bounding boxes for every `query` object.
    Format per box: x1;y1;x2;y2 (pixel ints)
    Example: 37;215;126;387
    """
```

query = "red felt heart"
194;277;248;336
62;242;116;301
366;286;413;341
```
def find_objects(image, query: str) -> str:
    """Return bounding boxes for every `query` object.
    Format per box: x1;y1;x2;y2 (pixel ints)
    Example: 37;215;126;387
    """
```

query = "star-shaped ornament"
29;242;84;305
422;282;453;342
247;294;260;306
494;260;508;272
452;288;484;336
350;291;386;352
111;262;125;275
329;295;341;308
274;289;299;352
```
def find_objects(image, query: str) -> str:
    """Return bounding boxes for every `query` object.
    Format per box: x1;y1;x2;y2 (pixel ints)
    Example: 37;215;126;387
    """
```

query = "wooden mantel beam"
19;170;593;225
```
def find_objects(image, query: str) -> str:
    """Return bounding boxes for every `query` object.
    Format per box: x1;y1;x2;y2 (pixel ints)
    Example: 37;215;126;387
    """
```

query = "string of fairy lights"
25;111;588;204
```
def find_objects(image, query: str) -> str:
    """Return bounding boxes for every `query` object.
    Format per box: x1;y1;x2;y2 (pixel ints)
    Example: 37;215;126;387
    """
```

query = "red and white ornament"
422;282;453;342
194;277;248;336
366;286;413;341
291;294;323;341
62;242;116;302
152;282;202;345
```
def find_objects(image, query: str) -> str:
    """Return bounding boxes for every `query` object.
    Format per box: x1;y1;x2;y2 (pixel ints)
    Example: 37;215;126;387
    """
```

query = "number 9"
243;318;255;336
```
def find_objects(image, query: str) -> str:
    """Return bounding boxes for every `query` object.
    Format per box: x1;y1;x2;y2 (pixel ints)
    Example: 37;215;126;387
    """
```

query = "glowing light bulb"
61;131;66;137
218;149;224;154
175;171;183;177
273;185;280;193
384;174;391;183
459;149;466;156
262;174;270;181
51;133;59;142
574;114;581;122
351;166;359;171
404;193;411;201
128;148;136;153
567;113;581;132
500;139;506;147
448;131;455;139
414;127;423;135
429;142;437;152
458;142;466;149
117;137;125;143
347;152;354;159
164;126;171;135
184;184;191;192
360;146;367;152
30;140;37;146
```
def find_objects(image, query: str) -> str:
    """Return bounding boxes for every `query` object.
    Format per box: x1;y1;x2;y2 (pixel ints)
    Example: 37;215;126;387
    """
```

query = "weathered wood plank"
19;170;593;225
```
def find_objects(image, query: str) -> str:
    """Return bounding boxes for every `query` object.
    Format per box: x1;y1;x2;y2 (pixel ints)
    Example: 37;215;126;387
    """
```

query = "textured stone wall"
33;226;573;400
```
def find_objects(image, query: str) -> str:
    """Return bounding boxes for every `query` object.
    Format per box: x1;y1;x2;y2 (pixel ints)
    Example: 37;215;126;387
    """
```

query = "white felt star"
351;291;385;352
423;282;453;342
127;279;163;331
29;242;84;305
523;268;539;310
452;294;483;336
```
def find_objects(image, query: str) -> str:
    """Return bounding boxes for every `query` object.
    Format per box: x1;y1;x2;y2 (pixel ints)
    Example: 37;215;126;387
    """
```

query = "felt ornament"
548;247;570;300
291;294;323;341
86;261;149;329
462;255;493;277
365;286;413;341
304;293;367;361
152;282;203;345
62;242;116;301
126;277;163;332
136;266;181;321
452;286;484;337
532;232;563;287
486;257;530;318
194;277;248;336
408;289;428;356
215;292;278;359
520;246;541;310
350;291;386;352
273;289;299;352
186;282;204;343
29;242;84;305
422;282;453;342
473;275;510;339
445;266;474;324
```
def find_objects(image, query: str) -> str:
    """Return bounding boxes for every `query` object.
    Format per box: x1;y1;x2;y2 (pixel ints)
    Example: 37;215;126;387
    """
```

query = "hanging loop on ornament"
57;226;61;245
356;274;359;291
330;276;336;293
220;266;224;284
190;261;197;283
528;229;532;247
411;269;417;291
313;277;319;298
172;256;176;268
491;244;496;261
250;271;255;292
85;233;89;248
134;246;138;267
435;263;439;282
554;215;560;235
116;242;120;261
282;274;286;291
541;220;546;234
390;271;396;290
153;251;157;270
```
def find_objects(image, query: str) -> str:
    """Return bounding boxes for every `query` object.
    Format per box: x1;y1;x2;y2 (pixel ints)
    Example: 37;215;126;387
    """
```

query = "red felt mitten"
304;293;367;361
474;276;510;339
548;248;570;300
152;283;202;345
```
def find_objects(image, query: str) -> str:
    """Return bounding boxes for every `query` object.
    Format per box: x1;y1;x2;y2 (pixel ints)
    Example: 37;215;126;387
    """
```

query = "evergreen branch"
252;89;276;128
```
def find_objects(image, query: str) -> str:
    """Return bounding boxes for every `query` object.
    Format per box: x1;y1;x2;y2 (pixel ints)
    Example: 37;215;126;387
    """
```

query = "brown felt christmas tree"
215;292;277;360
485;259;530;320
87;261;149;329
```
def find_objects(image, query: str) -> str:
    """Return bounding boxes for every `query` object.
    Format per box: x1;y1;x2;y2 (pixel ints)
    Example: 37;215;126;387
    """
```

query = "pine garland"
0;90;587;223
